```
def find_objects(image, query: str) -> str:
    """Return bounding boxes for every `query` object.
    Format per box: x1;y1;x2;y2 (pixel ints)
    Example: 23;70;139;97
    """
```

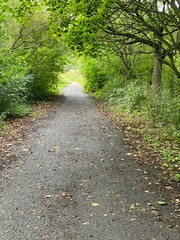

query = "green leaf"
157;201;168;206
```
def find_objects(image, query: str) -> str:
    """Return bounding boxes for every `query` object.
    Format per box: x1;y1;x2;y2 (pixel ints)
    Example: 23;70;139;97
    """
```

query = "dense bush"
27;45;67;99
80;53;180;141
80;57;108;92
0;50;31;116
0;6;31;118
0;6;68;119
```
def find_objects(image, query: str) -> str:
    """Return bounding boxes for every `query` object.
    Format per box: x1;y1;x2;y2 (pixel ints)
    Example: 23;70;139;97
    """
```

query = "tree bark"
122;60;132;85
177;27;180;49
151;24;163;94
151;54;162;93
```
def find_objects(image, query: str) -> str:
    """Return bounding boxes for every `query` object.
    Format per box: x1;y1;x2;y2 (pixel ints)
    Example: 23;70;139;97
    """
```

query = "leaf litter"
0;96;65;171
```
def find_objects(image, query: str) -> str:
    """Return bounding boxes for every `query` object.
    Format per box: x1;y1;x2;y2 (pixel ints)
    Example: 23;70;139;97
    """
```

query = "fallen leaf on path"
129;204;138;211
157;201;168;205
126;153;132;156
144;190;149;193
62;192;69;198
165;186;174;190
82;222;90;225
92;202;100;207
130;218;136;221
22;148;29;152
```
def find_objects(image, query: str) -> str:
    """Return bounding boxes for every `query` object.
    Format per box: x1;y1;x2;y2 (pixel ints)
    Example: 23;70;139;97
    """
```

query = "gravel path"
0;82;179;240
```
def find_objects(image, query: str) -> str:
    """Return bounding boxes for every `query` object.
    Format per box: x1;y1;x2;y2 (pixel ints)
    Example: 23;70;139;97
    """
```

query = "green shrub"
26;44;67;99
80;57;108;93
148;94;180;138
10;103;31;117
0;49;31;116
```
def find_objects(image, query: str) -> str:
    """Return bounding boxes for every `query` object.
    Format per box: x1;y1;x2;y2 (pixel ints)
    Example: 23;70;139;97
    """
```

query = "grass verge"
96;100;180;182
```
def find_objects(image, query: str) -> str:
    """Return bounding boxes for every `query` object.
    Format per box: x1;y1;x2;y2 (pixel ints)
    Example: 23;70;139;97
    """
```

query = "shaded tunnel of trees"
0;0;180;180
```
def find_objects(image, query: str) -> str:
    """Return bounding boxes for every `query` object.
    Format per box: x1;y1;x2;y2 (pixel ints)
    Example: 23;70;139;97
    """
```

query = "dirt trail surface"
0;82;179;240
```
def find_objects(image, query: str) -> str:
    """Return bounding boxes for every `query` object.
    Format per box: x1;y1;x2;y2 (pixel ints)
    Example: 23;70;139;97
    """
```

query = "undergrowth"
78;55;180;181
0;75;69;129
97;85;180;181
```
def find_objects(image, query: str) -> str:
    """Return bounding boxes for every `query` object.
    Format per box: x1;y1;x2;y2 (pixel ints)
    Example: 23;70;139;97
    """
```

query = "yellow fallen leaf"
92;202;100;207
62;192;68;198
126;153;132;156
22;148;29;152
144;190;149;193
129;204;136;210
82;222;90;225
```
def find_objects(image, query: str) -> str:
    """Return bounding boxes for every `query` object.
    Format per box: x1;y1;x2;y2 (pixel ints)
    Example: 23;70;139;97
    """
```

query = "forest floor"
0;82;179;239
0;95;65;171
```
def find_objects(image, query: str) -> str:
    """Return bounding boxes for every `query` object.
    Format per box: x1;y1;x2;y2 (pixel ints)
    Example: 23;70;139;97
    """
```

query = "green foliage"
16;10;69;99
80;57;108;92
27;45;67;99
27;0;180;80
107;82;149;112
81;53;180;139
0;2;68;120
161;149;180;181
0;113;5;129
149;95;180;130
10;103;31;117
80;51;179;180
132;52;154;84
60;69;83;86
106;83;180;141
0;1;30;118
57;73;70;93
0;43;30;117
162;63;180;97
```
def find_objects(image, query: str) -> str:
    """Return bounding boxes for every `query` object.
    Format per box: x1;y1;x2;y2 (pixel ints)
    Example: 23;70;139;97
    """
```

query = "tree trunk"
151;54;162;93
177;28;180;48
122;64;132;85
121;52;132;85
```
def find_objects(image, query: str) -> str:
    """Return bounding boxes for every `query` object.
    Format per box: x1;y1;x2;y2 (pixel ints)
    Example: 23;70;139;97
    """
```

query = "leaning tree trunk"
151;54;162;93
151;25;163;94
